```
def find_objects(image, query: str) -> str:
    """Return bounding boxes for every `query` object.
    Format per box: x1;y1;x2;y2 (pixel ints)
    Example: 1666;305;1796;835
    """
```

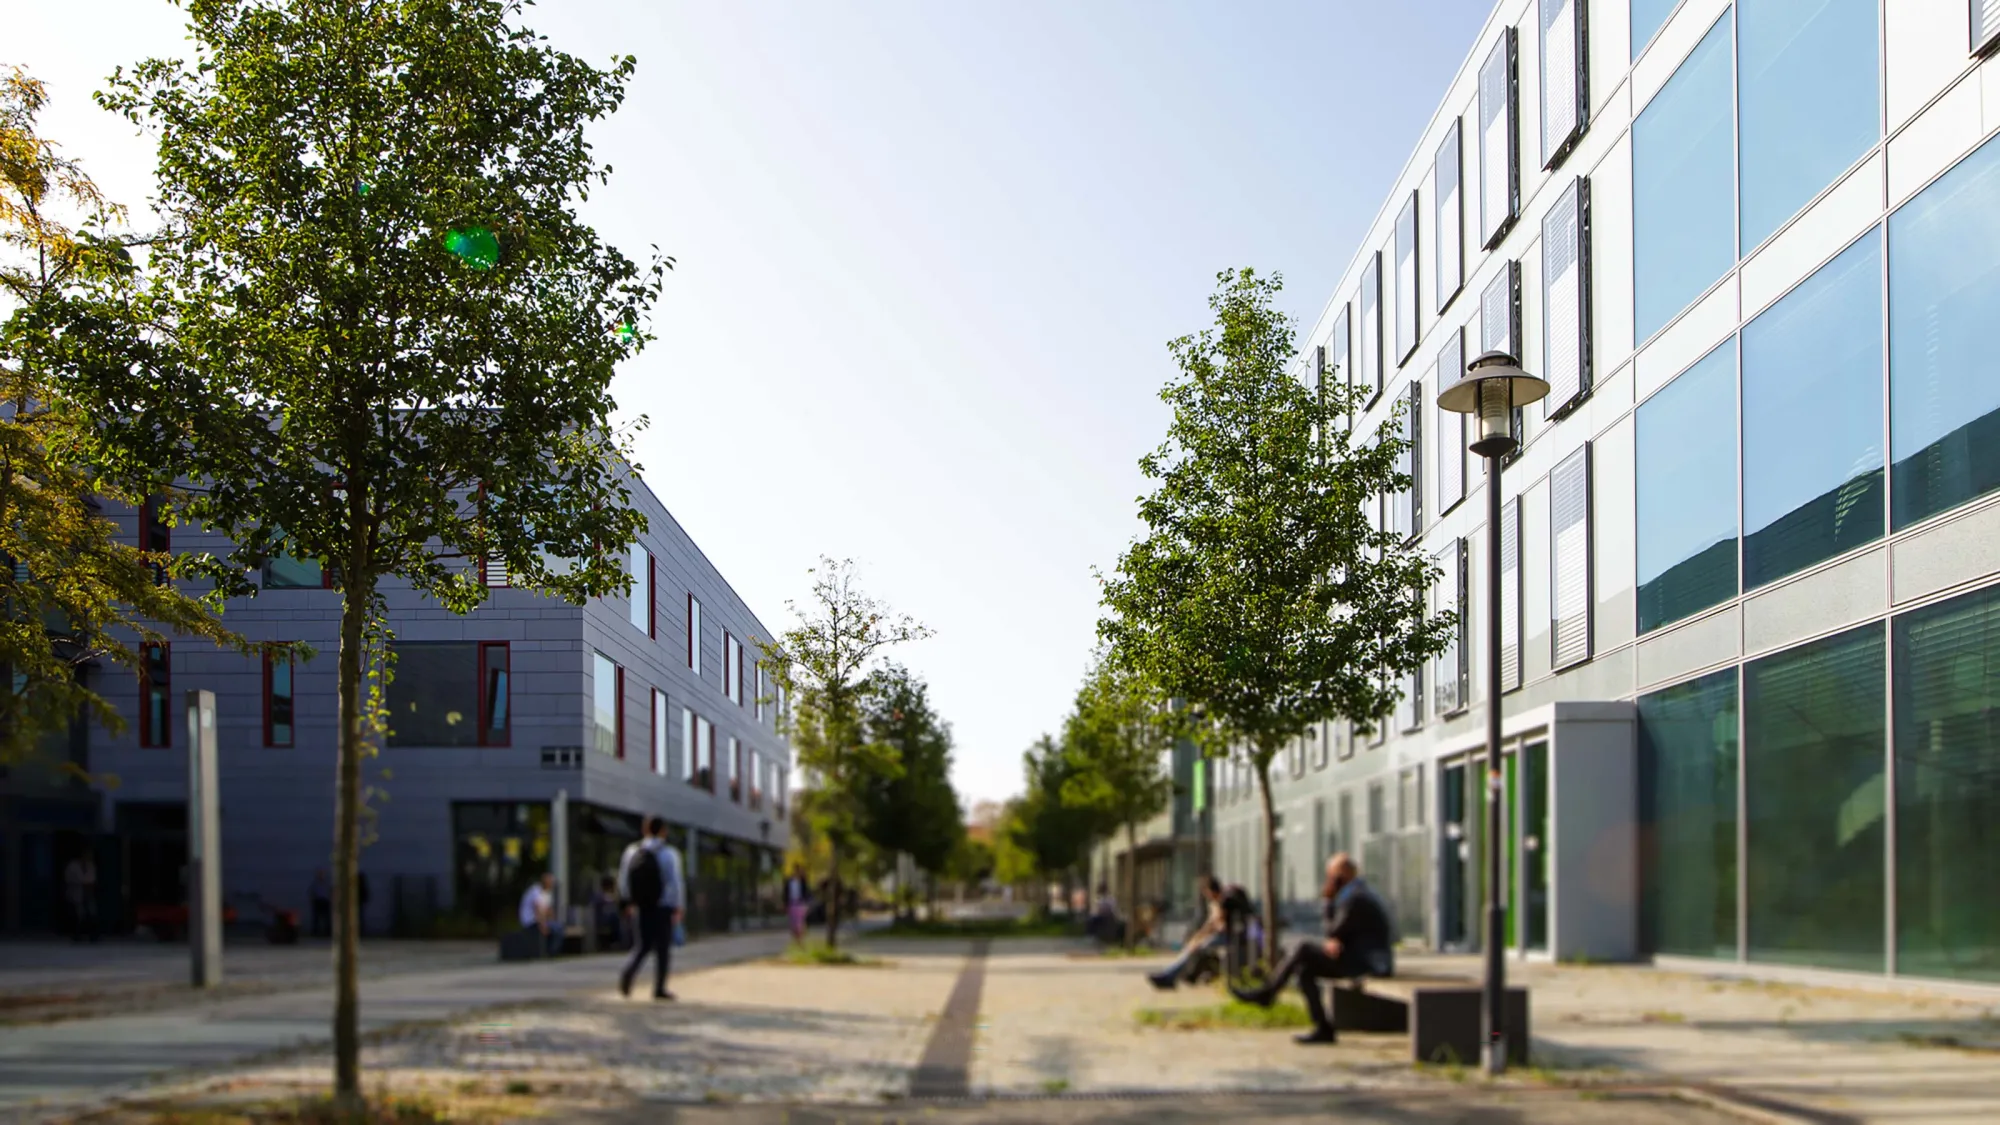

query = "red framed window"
727;736;741;801
615;665;627;759
139;642;171;748
478;642;511;747
263;645;295;747
687;595;702;673
748;749;762;810
647;556;658;639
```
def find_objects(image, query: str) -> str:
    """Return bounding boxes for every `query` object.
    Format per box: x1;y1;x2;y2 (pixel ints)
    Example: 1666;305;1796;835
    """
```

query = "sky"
14;0;1496;806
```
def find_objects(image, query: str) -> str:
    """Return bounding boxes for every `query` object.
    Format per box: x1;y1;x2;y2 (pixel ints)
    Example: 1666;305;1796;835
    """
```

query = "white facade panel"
1741;152;1887;318
1634;274;1737;404
1742;547;1889;657
1886;0;1974;132
1889;73;1985;205
1590;134;1636;378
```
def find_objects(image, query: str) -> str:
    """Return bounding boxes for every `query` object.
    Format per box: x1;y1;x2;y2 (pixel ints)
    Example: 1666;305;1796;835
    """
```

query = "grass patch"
1639;1010;1685;1024
1086;945;1163;960
870;915;1079;940
1135;997;1314;1031
132;1089;536;1124
776;940;887;967
1039;1078;1071;1094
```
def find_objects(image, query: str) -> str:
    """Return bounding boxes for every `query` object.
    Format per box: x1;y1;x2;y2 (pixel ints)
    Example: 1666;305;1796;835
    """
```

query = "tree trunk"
825;835;841;950
1122;819;1140;951
331;579;367;1107
1256;754;1279;970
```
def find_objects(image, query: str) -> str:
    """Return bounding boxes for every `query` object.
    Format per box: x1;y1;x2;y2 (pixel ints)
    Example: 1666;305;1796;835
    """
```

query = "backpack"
627;846;664;907
1220;884;1253;922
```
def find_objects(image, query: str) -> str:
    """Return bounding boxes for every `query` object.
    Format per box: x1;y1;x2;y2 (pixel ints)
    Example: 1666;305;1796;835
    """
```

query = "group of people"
1144;851;1394;1045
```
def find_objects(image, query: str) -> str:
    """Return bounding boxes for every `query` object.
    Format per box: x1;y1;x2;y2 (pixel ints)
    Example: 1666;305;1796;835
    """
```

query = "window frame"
1434;119;1465;314
476;641;510;748
1501;498;1523;693
1435;328;1467;515
1541;176;1595;420
1539;0;1590;171
139;641;171;748
687;594;702;674
1551;443;1595;671
1478;26;1521;251
1361;251;1385;403
651;689;669;776
1404;381;1424;537
627;543;651;636
727;734;742;801
1434;540;1469;718
1395;191;1422;365
681;707;696;784
1979;0;2000;57
263;644;294;748
1330;302;1353;432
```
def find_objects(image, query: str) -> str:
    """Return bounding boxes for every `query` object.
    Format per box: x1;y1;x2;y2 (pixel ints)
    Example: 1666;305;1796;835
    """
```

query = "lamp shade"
1436;350;1551;416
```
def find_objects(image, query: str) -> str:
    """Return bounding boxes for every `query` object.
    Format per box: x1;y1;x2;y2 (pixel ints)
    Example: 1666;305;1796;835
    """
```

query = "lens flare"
614;321;638;342
357;180;373;196
444;226;500;270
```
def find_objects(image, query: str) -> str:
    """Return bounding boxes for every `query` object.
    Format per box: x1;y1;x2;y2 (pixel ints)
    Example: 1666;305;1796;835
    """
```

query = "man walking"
617;815;685;1000
1230;852;1394;1045
64;850;98;943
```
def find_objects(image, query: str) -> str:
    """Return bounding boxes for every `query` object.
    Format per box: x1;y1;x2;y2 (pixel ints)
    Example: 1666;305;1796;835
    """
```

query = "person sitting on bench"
1229;852;1392;1045
1148;874;1229;990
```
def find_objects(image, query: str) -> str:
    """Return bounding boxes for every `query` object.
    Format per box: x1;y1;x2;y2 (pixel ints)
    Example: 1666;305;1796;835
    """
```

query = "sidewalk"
0;928;794;1124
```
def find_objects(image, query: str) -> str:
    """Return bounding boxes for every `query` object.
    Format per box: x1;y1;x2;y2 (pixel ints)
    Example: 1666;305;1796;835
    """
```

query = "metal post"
1482;453;1508;1075
185;690;221;988
551;789;569;953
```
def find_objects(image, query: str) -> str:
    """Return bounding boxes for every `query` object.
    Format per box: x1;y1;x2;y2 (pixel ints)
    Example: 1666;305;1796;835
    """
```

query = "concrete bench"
1324;975;1530;1066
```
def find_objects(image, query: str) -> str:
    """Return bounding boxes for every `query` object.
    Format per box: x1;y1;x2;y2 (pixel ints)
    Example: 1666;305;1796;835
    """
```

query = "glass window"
1435;120;1464;313
387;642;479;747
680;707;696;783
139;642;171;748
1742;230;1884;589
1330;303;1353;431
1395;193;1421;364
1360;253;1384;399
699;716;716;791
265;648;294;748
652;690;669;776
1479;28;1519;249
1889;132;2000;530
1632;0;1677;60
591;651;619;757
1551;444;1593;669
1501;498;1522;692
724;632;739;701
1745;623;1885;973
1435;328;1466;513
1542;177;1592;416
480;642;509;746
1434;539;1467;717
628;543;650;634
1481;261;1526;458
1738;0;1879;253
1638;669;1739;958
1633;13;1735;343
1980;0;2000;55
728;735;742;801
263;541;323;589
687;595;702;673
1397;383;1423;537
1638;341;1740;633
1893;583;2000;983
1539;0;1587;168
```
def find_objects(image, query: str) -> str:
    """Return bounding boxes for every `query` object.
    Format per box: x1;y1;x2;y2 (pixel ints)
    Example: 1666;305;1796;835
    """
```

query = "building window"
137;496;171;583
1434;119;1464;314
1399;664;1424;733
262;646;294;748
628;543;651;635
1893;582;2000;982
728;736;742;801
699;716;715;791
1394;192;1421;365
680;707;696;784
1737;0;1879;253
263;536;325;589
1539;0;1588;168
1551;443;1593;670
725;633;743;704
477;642;508;747
1396;383;1423;538
1434;329;1466;515
1480;261;1525;458
139;641;171;748
749;749;763;810
1632;0;1675;60
591;651;621;758
775;766;787;815
1500;498;1522;692
1638;668;1739;959
1367;782;1386;836
1330;302;1353;431
1360;251;1383;400
1310;723;1330;771
687;595;702;674
651;690;668;776
1541;176;1592;419
1638;341;1739;634
1477;27;1519;250
1742;230;1883;590
1633;12;1734;343
1979;0;2000;55
386;642;485;747
1745;623;1886;973
1889;132;2000;531
755;663;767;722
1434;539;1467;717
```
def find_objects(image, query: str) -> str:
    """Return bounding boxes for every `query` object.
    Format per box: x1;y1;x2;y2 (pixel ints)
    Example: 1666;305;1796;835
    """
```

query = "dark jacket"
1325;878;1394;977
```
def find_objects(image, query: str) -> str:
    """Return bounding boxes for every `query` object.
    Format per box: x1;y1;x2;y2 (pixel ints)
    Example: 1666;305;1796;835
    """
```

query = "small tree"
1059;653;1175;949
757;557;929;949
0;66;248;769
1100;268;1452;965
1011;734;1102;911
856;664;963;916
86;3;664;1105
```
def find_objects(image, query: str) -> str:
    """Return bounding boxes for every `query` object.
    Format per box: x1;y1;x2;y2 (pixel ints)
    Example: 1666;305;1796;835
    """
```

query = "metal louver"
1977;0;2000;56
1551;444;1593;670
1479;27;1519;249
1540;0;1588;168
1541;176;1592;419
1435;329;1466;512
1501;499;1522;691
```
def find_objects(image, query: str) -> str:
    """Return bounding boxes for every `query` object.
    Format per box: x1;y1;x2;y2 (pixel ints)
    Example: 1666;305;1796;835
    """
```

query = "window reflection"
1737;0;1879;253
1634;12;1734;342
1638;341;1738;633
1631;0;1678;60
387;642;480;747
1741;230;1883;589
1639;670;1739;958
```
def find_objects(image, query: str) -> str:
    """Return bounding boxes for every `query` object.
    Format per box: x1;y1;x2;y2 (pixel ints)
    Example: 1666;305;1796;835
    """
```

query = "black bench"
1327;976;1530;1066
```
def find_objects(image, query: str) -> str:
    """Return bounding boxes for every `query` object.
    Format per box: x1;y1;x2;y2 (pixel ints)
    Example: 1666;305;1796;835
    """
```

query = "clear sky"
15;0;1495;806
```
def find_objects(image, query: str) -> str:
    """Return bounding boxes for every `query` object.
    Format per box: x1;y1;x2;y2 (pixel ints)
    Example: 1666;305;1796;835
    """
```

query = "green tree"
0;65;247;770
757;557;930;949
1099;268;1452;965
856;664;963;913
1009;734;1101;904
1059;653;1175;948
85;3;665;1105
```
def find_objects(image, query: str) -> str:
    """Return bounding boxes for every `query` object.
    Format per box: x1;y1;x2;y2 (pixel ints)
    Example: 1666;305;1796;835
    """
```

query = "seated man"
1229;852;1392;1045
518;872;560;957
1148;875;1229;990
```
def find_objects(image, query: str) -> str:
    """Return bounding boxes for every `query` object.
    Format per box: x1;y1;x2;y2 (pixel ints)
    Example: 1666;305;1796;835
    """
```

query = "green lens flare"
357;180;373;196
444;226;500;270
615;322;638;342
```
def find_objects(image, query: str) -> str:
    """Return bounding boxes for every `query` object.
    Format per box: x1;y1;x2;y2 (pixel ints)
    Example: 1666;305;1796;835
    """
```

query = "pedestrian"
783;864;811;943
1231;853;1394;1045
617;815;685;1000
518;872;560;957
309;869;332;939
64;850;98;943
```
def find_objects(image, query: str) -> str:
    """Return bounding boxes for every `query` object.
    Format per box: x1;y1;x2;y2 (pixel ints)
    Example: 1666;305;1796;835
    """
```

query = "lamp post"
1436;350;1548;1076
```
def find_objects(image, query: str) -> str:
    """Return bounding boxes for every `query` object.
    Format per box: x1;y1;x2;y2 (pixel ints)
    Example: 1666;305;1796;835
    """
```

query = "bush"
872;915;1078;939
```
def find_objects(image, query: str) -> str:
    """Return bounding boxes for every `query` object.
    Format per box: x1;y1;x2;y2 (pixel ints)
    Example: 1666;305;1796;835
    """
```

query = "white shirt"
616;838;686;910
519;883;553;928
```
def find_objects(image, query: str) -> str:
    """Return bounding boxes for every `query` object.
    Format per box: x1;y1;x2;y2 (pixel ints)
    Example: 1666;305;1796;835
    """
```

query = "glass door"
1522;741;1550;951
1440;762;1469;947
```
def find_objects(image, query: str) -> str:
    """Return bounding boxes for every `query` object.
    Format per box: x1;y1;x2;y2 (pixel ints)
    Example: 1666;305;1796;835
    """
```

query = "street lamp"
1436;349;1548;1076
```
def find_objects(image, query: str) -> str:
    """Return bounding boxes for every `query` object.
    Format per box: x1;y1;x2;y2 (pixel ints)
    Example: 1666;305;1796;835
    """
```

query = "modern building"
1086;735;1212;926
1209;0;2000;990
0;474;793;939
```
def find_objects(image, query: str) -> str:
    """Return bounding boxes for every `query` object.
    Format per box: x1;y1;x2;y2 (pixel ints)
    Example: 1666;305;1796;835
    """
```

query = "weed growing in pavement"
1134;997;1314;1031
777;940;889;967
1639;1010;1686;1024
137;1087;536;1124
1040;1078;1072;1094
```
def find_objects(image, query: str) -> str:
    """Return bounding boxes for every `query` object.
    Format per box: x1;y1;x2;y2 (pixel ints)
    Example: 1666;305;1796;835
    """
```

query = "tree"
1059;653;1175;949
1009;734;1101;904
84;3;665;1105
856;664;963;911
1099;268;1452;965
757;557;930;948
0;66;247;769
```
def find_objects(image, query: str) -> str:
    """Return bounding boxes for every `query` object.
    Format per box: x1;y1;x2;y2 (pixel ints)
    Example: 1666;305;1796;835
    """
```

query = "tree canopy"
857;663;963;880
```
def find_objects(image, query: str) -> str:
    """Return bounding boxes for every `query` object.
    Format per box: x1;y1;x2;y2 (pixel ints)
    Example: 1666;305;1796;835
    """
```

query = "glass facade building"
1205;0;2000;989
